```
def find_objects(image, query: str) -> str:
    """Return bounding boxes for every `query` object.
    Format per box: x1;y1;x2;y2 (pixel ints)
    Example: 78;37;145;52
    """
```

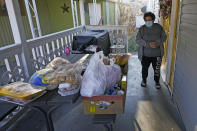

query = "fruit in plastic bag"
46;57;70;69
44;62;83;86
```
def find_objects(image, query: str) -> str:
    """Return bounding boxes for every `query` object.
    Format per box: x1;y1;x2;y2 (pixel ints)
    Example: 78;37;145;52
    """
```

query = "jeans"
141;56;162;83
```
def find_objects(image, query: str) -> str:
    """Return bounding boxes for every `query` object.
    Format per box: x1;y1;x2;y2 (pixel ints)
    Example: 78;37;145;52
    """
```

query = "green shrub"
128;31;139;53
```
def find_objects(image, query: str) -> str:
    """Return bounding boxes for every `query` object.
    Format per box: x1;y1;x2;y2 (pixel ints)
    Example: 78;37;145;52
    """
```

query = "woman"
136;12;167;89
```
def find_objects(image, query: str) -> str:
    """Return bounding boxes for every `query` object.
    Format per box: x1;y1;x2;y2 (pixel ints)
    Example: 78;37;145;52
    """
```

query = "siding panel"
173;0;197;130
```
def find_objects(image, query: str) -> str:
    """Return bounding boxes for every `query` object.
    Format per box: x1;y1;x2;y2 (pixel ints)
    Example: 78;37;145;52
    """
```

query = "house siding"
173;0;197;130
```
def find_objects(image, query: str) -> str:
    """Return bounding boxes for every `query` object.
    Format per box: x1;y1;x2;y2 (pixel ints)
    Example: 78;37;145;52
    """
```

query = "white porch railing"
0;25;128;86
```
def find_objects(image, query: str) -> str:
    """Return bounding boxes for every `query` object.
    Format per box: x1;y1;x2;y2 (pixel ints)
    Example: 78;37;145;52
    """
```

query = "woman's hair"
144;12;155;21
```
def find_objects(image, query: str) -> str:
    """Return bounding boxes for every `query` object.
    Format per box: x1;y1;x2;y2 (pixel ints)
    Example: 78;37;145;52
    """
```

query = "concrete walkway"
8;55;185;131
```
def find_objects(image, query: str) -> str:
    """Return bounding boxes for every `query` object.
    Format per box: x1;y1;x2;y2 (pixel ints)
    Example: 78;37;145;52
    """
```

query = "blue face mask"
145;21;153;27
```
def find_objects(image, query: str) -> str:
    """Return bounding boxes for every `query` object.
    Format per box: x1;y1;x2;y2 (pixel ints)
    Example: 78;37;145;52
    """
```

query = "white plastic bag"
81;52;107;97
80;51;121;97
105;62;121;89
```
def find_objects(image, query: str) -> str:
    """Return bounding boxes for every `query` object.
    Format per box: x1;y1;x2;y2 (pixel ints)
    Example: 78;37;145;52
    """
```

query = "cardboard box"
82;85;127;114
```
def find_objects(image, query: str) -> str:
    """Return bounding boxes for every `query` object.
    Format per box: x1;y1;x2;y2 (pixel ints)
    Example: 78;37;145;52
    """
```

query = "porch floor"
8;55;185;131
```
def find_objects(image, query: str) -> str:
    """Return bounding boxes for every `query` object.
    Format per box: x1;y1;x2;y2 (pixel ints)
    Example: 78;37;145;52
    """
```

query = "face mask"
145;21;153;27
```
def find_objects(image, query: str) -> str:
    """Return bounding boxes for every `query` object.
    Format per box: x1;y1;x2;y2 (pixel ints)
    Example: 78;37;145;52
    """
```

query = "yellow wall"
162;17;170;73
46;0;81;33
169;0;180;88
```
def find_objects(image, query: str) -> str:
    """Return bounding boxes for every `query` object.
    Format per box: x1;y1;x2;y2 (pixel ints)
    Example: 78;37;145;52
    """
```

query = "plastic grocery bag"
80;51;121;97
105;63;121;89
81;52;107;97
44;62;83;85
46;57;70;69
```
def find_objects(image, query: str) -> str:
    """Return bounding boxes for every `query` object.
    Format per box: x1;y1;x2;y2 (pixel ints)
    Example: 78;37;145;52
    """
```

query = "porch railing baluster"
0;25;128;85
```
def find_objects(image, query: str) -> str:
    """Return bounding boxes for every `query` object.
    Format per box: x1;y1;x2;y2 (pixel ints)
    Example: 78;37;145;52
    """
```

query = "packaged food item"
29;68;54;87
103;57;110;65
105;88;117;95
44;63;83;86
121;76;127;90
46;57;70;69
122;63;128;75
0;82;46;100
117;90;124;95
58;83;80;96
109;53;131;66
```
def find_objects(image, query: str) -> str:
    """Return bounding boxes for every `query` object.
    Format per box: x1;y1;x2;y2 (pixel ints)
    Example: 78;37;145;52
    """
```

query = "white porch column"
24;0;36;38
74;1;79;26
71;0;76;27
79;0;85;25
106;1;110;25
24;0;42;38
115;1;118;25
94;0;97;25
32;0;42;36
5;0;30;78
5;0;26;43
93;0;97;25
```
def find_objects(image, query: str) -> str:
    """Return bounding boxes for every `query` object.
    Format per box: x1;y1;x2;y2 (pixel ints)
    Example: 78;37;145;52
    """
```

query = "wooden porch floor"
7;55;186;131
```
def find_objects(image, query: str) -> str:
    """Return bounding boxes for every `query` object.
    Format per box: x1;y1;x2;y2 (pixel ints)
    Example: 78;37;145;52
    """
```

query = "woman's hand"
149;42;158;48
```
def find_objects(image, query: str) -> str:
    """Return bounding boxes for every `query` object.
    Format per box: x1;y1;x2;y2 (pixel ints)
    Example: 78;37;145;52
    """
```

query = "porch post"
94;0;97;25
106;1;110;25
24;0;42;38
79;0;85;25
24;0;36;38
115;0;118;25
5;0;26;43
5;0;31;78
32;0;42;36
93;0;96;25
74;1;79;26
71;0;76;27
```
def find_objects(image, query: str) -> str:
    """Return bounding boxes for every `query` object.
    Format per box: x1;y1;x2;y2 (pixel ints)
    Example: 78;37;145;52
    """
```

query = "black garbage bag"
72;30;111;56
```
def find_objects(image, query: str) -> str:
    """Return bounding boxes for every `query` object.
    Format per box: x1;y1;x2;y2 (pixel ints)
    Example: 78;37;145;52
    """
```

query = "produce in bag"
46;57;70;69
44;62;83;86
80;51;121;97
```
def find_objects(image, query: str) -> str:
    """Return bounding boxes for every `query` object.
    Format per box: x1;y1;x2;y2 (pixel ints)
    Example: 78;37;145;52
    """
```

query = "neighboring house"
82;0;116;25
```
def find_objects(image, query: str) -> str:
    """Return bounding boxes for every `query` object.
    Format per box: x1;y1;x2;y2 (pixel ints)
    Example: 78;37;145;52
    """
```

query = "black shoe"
155;82;161;89
141;80;147;87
